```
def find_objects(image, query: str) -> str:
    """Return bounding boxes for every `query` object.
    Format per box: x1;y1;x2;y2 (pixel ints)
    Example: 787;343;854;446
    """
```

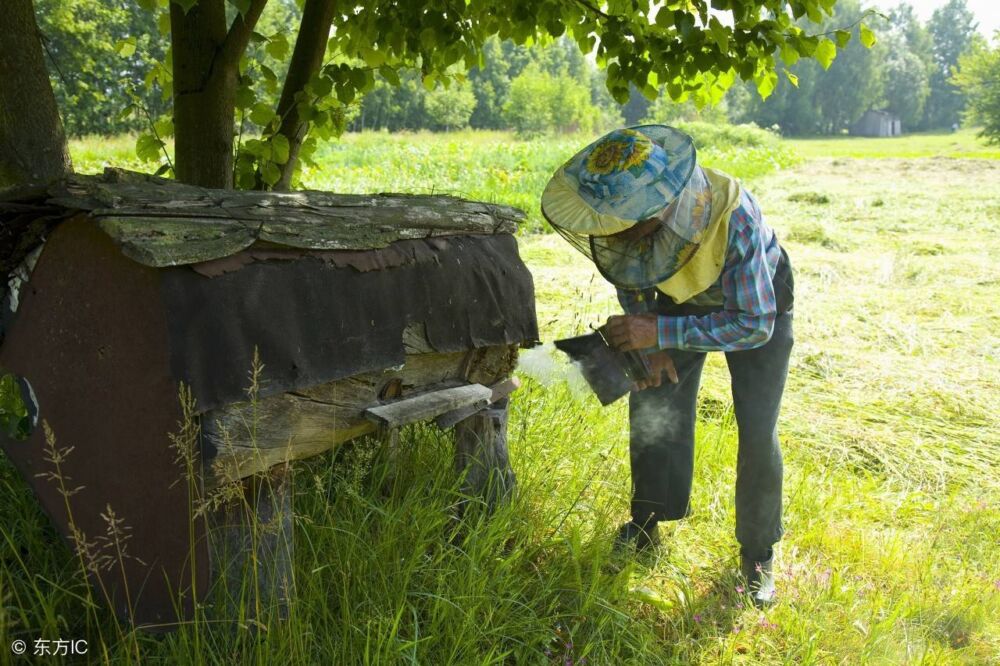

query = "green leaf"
754;68;778;100
229;0;251;15
260;64;279;93
249;102;277;127
117;105;135;122
115;37;137;58
235;155;257;189
379;65;400;87
359;46;386;67
307;74;333;98
860;23;877;49
242;138;268;158
235;85;256;110
153;117;174;137
835;30;851;49
266;34;290;60
157;12;171;36
137;0;157;9
780;42;800;67
270;134;290;165
261;161;281;187
815;38;837;70
136;133;164;162
707;17;729;52
784;69;799;87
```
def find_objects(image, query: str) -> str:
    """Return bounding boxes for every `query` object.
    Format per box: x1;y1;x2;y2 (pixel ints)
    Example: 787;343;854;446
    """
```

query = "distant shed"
851;110;902;137
0;169;538;628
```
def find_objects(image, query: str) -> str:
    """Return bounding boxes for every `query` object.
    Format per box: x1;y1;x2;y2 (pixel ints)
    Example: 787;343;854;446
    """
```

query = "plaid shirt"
616;188;782;352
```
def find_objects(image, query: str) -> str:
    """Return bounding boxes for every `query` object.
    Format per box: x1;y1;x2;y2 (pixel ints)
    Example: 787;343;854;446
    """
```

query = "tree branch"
221;0;270;70
267;0;337;191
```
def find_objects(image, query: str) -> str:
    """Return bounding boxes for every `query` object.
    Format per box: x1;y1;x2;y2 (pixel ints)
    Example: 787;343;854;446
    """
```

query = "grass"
787;128;1000;160
2;129;1000;664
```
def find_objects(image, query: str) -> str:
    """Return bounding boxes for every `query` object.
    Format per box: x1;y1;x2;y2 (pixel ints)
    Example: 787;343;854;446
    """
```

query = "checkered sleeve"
655;199;778;352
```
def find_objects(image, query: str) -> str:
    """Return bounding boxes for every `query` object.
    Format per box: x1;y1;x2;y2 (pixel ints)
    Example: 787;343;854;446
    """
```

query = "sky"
867;0;1000;37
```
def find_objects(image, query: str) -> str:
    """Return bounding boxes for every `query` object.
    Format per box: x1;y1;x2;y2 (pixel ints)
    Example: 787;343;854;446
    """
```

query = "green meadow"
2;129;998;664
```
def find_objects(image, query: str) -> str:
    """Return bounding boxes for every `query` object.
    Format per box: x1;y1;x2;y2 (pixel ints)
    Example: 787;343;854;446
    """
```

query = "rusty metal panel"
0;216;209;628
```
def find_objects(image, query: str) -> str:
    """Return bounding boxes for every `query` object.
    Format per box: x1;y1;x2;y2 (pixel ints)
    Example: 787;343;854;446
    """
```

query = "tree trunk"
0;0;71;187
170;0;268;188
170;0;233;188
271;0;336;191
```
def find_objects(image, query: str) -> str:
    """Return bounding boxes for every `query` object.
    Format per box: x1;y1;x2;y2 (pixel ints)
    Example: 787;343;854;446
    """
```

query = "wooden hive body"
0;169;538;627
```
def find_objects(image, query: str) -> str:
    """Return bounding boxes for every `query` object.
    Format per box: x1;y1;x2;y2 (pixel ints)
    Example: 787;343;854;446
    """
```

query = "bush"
424;80;478;131
671;121;781;149
954;37;1000;145
503;63;600;137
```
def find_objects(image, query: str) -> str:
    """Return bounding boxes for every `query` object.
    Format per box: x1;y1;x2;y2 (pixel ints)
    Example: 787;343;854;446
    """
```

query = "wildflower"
735;585;745;594
693;614;702;623
757;616;779;630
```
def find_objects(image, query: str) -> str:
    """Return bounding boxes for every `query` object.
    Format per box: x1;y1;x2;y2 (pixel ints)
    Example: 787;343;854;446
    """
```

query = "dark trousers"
628;311;793;558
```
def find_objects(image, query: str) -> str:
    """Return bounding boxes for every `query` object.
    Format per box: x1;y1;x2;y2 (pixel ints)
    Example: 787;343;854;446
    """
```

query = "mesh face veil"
541;125;709;290
555;166;713;289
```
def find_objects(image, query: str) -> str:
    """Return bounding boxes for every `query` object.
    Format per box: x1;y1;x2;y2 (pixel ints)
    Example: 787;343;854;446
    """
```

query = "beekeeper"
540;125;794;608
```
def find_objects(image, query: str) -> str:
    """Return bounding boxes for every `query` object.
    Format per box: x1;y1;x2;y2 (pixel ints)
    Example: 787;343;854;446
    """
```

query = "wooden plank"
435;377;521;429
97;216;256;267
365;384;493;428
33;171;527;268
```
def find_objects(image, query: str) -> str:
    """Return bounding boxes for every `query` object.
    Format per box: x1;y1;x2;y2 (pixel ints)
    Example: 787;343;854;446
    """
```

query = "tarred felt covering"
160;233;538;413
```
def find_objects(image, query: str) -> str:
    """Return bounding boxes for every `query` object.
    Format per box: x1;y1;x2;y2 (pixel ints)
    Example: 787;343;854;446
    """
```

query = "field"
787;128;1000;160
2;130;999;664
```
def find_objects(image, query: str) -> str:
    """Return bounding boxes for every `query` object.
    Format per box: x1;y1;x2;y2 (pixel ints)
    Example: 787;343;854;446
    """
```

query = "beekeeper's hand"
635;352;679;390
604;314;658;351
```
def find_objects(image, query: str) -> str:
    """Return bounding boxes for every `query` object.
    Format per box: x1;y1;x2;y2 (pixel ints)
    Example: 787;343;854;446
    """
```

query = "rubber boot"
740;549;776;608
613;520;660;553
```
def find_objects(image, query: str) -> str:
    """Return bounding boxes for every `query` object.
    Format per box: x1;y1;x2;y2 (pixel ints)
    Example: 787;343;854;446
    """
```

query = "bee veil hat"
540;125;714;290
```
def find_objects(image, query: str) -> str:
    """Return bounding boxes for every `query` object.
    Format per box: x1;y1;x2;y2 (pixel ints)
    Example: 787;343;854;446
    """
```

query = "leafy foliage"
729;0;879;134
424;78;477;131
503;63;606;136
149;0;864;186
34;0;167;137
0;373;32;441
923;0;979;130
728;0;987;135
954;34;1000;145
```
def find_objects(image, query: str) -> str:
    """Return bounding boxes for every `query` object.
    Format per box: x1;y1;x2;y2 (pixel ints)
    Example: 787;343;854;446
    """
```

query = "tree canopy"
954;33;1000;144
729;0;982;135
3;0;873;191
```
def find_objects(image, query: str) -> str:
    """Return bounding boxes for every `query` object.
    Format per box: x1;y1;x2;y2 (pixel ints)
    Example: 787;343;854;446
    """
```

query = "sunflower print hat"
540;125;713;290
